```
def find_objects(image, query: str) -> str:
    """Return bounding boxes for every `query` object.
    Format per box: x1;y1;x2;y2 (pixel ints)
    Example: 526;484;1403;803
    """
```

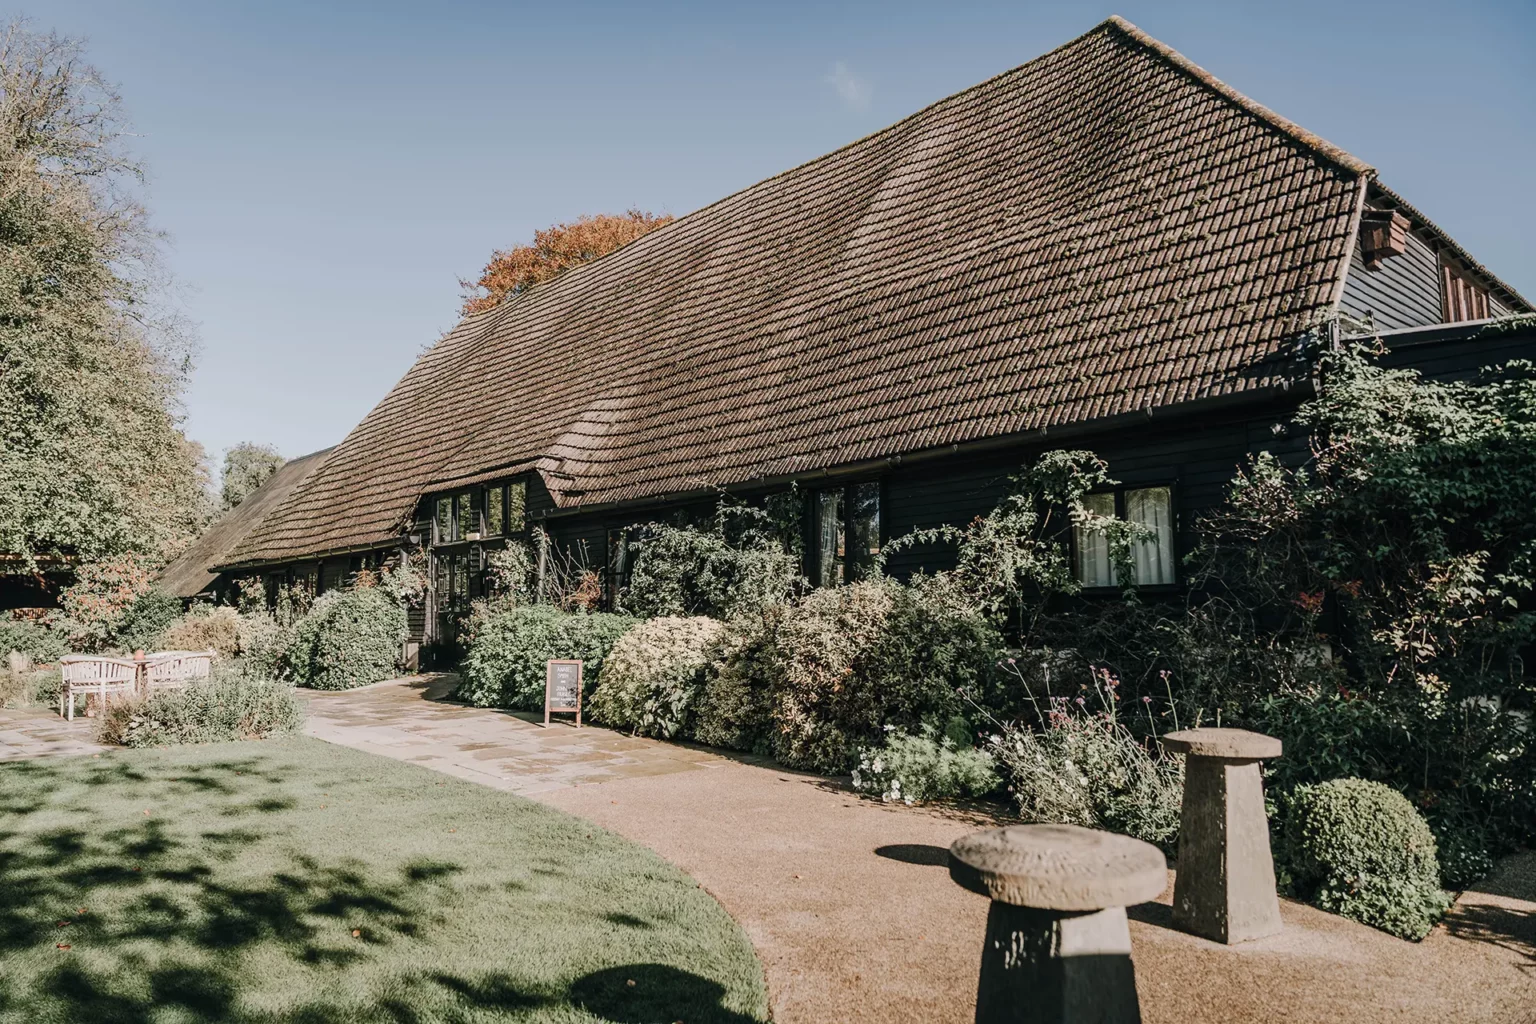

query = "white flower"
851;771;862;788
872;757;884;773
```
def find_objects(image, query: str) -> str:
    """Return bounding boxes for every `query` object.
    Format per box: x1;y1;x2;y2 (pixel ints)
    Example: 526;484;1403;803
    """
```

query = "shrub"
456;606;635;709
2;666;59;708
588;616;725;738
987;669;1184;848
56;552;156;650
161;605;243;659
852;723;999;804
113;588;184;654
0;614;66;664
1246;687;1533;888
97;665;305;747
236;611;289;678
285;588;406;690
693;615;776;752
1282;778;1450;940
761;575;1003;772
623;506;802;620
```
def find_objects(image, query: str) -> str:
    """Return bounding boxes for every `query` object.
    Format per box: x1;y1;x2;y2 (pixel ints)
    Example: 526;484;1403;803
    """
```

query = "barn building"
208;16;1533;661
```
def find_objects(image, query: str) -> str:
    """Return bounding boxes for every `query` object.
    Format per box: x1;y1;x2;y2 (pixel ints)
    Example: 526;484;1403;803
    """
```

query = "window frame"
810;478;884;587
1070;481;1180;593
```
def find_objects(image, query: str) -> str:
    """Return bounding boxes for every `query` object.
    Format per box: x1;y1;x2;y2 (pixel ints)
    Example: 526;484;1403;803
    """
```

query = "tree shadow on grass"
570;963;760;1024
0;753;768;1023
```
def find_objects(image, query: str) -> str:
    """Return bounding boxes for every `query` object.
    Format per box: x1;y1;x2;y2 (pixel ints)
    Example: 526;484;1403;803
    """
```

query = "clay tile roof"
161;447;333;594
224;16;1374;568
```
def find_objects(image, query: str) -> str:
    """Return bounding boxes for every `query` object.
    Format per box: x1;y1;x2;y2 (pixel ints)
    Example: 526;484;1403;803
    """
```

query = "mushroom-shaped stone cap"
1161;727;1281;761
949;824;1167;911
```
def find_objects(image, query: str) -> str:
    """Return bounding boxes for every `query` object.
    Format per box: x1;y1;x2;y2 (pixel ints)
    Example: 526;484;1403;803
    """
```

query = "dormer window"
1442;261;1490;323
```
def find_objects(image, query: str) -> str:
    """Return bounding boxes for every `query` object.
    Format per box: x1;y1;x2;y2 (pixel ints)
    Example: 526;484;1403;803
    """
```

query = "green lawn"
0;737;768;1023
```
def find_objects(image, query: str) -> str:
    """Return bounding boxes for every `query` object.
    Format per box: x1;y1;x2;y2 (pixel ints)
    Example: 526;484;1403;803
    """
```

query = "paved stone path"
0;704;108;761
301;674;726;794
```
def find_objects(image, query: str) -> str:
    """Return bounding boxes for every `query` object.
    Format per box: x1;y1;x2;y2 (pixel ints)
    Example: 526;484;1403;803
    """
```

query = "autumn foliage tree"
459;210;673;316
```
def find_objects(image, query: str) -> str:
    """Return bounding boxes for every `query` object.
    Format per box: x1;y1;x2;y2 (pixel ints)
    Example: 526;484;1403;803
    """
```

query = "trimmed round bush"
457;606;635;709
589;616;726;738
285;588;406;690
1284;778;1451;940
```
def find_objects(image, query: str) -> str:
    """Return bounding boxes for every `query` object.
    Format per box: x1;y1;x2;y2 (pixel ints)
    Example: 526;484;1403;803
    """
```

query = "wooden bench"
144;650;215;692
59;655;138;721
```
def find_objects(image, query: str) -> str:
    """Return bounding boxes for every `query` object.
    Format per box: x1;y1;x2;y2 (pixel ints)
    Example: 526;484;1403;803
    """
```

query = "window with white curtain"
1126;486;1174;586
1074;491;1116;588
1073;485;1176;588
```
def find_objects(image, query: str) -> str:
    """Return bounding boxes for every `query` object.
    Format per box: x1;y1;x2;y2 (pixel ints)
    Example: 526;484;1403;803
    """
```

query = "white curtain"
1127;487;1174;585
1074;492;1116;588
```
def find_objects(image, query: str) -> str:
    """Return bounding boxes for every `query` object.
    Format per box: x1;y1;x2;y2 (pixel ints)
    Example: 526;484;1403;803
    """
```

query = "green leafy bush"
1246;687;1532;888
623;506;802;620
161;604;242;659
0;615;66;664
1282;778;1450;940
96;665;305;747
284;588;406;690
588;616;725;738
457;605;635;709
693;615;777;752
236;610;290;678
852;723;999;804
762;575;1002;772
113;588;183;654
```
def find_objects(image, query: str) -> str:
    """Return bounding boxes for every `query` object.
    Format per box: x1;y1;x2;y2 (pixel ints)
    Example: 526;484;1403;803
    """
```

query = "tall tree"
221;443;283;510
0;20;209;571
459;210;673;316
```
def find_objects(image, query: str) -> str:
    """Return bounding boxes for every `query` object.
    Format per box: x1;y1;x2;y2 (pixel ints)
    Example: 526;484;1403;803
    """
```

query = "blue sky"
34;0;1536;471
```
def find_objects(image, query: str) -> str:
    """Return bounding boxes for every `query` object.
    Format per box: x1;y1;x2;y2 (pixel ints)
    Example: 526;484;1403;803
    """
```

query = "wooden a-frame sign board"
544;659;582;728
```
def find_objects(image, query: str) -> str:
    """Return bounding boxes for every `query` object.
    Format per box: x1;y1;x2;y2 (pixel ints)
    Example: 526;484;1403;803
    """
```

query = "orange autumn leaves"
459;210;673;316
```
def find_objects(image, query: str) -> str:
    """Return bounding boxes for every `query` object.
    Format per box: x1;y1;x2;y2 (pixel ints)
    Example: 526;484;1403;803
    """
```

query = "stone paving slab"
299;675;726;796
0;705;110;761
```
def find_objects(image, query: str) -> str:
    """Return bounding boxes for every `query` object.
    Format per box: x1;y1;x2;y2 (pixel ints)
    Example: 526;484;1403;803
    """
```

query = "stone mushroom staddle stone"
1162;727;1283;944
950;824;1167;1024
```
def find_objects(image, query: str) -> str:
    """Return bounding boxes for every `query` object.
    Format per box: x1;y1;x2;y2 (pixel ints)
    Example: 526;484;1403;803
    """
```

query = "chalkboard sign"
544;659;583;728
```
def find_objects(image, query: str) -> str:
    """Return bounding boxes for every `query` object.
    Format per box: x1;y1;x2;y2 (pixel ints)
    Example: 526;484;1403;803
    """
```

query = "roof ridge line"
1102;14;1372;178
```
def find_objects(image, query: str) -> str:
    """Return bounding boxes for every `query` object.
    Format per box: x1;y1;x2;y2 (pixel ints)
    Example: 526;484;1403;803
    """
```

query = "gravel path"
302;678;1536;1023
